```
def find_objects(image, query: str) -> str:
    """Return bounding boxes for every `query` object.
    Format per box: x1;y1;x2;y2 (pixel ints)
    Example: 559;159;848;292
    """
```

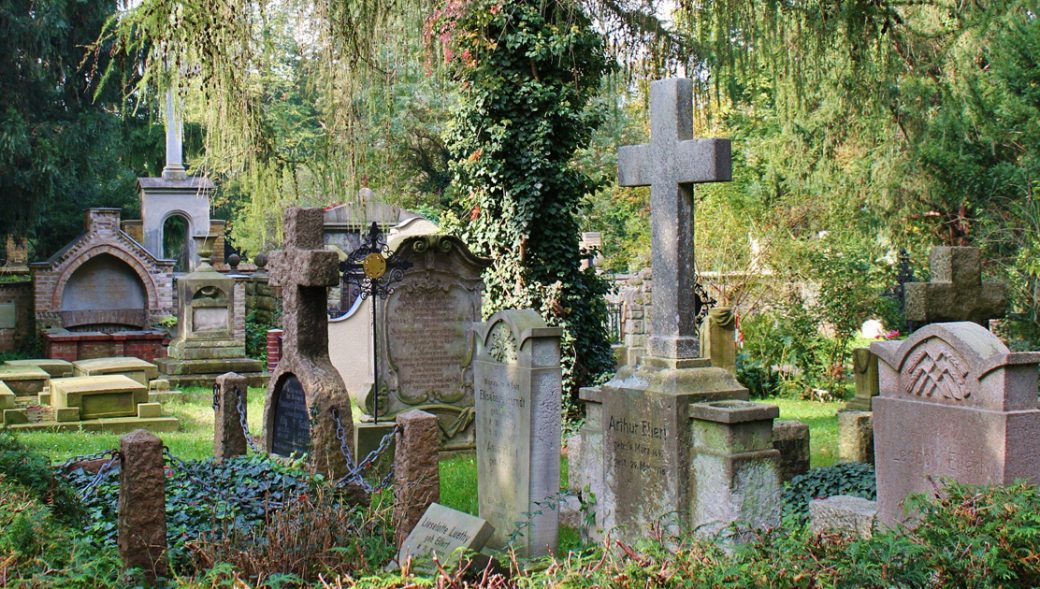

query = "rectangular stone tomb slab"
4;359;74;378
0;365;50;396
398;503;494;566
50;375;148;419
73;356;159;386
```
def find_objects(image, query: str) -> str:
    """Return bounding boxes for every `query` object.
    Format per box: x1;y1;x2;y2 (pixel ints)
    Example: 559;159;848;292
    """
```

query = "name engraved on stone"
272;374;310;456
387;287;469;399
606;407;670;478
398;503;493;565
478;363;524;526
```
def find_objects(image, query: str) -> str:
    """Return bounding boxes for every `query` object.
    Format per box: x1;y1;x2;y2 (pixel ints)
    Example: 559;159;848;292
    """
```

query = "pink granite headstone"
871;322;1040;526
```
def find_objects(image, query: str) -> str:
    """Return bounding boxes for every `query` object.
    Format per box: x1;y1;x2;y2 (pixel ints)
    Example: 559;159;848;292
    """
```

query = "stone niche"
871;322;1040;527
329;233;489;451
31;209;174;360
138;176;213;269
156;239;262;387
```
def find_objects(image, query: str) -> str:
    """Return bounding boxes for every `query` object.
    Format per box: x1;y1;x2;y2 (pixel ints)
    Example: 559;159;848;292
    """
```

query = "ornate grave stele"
262;208;354;481
872;322;1040;526
156;237;263;386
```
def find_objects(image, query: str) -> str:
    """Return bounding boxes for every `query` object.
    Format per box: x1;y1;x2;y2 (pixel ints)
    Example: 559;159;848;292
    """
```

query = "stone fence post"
215;372;248;461
393;410;440;548
118;429;168;583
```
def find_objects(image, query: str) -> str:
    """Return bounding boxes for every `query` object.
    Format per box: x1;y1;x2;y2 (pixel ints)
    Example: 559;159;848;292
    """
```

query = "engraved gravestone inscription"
272;374;311;457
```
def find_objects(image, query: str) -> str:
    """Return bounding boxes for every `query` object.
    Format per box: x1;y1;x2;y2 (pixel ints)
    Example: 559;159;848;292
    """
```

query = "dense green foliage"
439;0;615;402
782;463;878;524
0;0;163;257
60;453;324;570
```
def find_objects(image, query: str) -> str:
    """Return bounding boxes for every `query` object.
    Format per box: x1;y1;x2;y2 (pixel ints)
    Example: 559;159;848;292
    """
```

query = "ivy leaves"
441;0;615;404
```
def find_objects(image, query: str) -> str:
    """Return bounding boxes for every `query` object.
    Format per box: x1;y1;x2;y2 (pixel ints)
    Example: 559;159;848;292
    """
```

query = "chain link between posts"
213;383;264;453
330;407;399;493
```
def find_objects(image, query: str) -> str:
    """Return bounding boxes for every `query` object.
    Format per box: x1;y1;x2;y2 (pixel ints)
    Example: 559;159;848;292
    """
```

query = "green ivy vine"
438;0;615;408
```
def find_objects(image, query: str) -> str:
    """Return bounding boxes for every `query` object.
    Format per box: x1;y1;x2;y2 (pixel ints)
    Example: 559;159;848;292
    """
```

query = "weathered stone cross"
268;207;341;360
903;246;1007;327
617;78;732;360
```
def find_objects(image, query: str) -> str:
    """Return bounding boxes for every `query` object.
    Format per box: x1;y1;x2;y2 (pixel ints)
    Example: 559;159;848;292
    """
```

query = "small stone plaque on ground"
398;503;493;565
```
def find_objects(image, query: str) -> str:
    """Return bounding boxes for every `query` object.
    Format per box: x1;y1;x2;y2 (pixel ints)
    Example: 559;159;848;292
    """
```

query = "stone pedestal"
594;358;748;543
772;419;810;482
700;307;737;375
574;386;606;541
847;348;879;411
838;410;874;464
157;238;263;387
214;372;248;462
690;400;781;539
118;429;168;582
393;410;440;548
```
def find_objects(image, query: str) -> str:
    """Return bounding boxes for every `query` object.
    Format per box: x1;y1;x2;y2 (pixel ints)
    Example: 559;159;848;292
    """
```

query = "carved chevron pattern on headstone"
903;347;970;401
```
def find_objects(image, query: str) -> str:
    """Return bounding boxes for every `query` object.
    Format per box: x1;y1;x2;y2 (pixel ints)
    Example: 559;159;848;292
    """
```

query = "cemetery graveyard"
4;2;1040;587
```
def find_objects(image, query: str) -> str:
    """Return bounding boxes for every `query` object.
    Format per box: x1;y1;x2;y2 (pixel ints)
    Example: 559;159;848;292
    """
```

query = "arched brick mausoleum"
31;208;175;360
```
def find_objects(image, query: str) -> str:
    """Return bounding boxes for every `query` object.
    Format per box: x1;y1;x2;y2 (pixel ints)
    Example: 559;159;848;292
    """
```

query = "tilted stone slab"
74;357;159;386
398;503;494;567
4;359;74;378
50;375;149;419
0;365;50;396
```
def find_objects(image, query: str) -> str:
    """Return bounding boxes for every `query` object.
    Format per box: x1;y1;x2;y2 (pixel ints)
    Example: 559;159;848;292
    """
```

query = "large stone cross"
617;78;732;360
268;208;340;359
904;246;1007;327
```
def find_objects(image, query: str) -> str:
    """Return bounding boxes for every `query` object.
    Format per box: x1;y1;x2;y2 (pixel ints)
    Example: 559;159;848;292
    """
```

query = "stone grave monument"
156;237;263;387
699;306;737;375
475;309;562;557
871;322;1040;526
838;348;879;463
577;78;771;543
329;232;489;452
904;246;1007;327
262;207;354;480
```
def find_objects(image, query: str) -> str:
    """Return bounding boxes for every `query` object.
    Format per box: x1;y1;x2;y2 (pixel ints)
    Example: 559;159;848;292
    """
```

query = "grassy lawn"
770;398;842;468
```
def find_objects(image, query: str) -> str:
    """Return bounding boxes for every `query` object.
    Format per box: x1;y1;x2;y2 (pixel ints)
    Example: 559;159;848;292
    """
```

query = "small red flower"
470;204;481;221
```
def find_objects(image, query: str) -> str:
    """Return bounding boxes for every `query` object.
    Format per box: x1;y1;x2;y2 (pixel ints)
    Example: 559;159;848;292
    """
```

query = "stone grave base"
155;357;266;388
1;415;179;434
354;421;396;479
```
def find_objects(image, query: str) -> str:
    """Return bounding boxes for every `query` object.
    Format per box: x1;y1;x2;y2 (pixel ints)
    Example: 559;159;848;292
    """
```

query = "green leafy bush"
782;462;877;523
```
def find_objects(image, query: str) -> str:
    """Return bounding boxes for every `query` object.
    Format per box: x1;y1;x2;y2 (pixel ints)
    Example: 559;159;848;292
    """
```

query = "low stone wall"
0;281;32;352
244;272;280;327
45;330;168;362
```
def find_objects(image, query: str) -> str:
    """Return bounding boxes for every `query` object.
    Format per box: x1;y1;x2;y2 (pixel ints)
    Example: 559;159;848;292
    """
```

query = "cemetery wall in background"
0;281;32;352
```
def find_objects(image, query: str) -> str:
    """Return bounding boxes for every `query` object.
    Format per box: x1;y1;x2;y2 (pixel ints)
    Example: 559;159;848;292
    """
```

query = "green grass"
18;387;268;463
770;398;842;468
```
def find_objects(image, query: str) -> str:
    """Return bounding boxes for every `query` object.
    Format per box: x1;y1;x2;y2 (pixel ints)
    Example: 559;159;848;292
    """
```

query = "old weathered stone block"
118;429;168;581
838;410;874;464
772;420;810;482
393;410;441;548
215;372;248;462
810;495;877;538
137;402;162;419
